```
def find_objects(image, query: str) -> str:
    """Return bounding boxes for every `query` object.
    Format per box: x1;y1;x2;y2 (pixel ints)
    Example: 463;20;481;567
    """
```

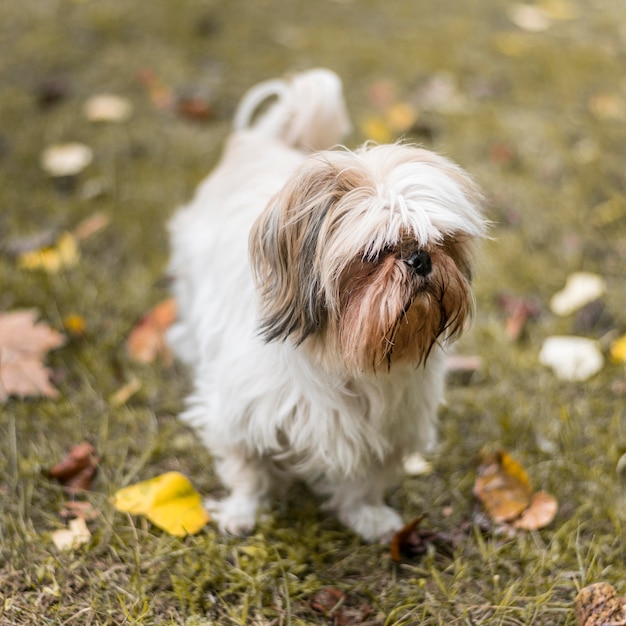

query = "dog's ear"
250;155;362;345
249;158;337;344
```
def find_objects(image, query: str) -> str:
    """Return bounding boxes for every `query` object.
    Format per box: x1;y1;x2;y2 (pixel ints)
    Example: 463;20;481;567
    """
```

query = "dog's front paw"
339;504;403;543
205;496;258;536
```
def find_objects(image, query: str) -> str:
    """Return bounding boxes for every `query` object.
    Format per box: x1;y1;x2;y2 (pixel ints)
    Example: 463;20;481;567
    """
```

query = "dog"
167;69;487;542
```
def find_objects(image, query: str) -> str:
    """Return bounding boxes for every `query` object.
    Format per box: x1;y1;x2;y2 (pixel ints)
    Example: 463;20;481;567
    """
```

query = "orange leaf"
126;298;177;365
513;491;558;530
473;449;532;523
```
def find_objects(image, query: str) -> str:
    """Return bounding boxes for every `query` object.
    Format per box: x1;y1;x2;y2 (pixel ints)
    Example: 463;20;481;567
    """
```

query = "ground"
1;0;626;624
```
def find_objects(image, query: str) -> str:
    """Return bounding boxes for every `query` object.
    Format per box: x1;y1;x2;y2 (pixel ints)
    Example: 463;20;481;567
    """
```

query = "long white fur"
167;69;481;541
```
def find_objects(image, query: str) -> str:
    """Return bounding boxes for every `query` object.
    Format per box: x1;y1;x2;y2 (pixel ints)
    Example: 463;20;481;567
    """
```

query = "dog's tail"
233;68;351;152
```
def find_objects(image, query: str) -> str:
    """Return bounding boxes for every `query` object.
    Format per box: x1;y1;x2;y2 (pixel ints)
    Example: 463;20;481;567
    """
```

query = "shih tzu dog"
167;69;487;542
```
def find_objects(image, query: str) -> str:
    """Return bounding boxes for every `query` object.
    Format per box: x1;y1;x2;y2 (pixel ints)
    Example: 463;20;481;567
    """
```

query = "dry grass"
1;0;626;624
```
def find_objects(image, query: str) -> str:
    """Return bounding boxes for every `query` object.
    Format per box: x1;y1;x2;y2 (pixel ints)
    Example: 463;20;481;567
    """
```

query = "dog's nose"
405;249;432;276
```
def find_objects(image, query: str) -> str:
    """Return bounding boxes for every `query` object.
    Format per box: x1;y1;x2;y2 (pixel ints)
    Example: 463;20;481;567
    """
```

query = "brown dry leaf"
574;582;626;626
474;449;558;530
137;69;175;111
497;294;541;340
390;515;465;562
310;587;373;626
126;298;177;365
474;449;532;523
513;491;558;530
0;310;65;401
48;442;99;493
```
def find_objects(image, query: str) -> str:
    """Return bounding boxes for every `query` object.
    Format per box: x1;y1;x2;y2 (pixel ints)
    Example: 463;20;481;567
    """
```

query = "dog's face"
250;144;486;373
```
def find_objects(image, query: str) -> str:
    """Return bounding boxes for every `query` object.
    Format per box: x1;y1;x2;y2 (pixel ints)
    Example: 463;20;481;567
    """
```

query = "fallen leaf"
40;143;93;177
113;471;210;537
611;335;626;364
497;294;541;340
126;298;177;365
513;491;558;530
403;452;433;476
84;94;132;123
17;231;79;273
48;442;99;492
474;449;532;523
539;335;604;381
474;449;558;531
176;94;213;121
73;211;110;241
575;582;626;626
550;272;606;316
0;310;65;401
310;587;372;626
109;377;142;407
310;587;345;615
51;517;91;551
508;3;552;31
137;69;175;111
589;93;626;121
62;314;86;338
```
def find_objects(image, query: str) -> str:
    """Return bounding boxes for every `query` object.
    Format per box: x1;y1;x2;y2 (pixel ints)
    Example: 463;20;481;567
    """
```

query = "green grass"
2;0;626;623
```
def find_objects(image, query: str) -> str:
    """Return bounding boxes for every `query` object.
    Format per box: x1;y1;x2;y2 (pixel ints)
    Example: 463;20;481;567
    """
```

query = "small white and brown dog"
167;69;487;542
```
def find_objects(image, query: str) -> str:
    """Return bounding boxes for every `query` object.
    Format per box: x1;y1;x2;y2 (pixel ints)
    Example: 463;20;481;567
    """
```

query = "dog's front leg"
208;448;272;536
324;465;404;543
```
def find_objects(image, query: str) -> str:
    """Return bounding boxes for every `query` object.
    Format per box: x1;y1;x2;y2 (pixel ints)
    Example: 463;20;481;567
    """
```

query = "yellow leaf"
113;472;209;537
386;102;418;133
611;335;626;364
360;116;393;144
17;232;79;273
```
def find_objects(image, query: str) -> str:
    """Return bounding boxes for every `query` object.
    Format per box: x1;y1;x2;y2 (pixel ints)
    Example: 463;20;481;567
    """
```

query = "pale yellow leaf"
51;517;91;551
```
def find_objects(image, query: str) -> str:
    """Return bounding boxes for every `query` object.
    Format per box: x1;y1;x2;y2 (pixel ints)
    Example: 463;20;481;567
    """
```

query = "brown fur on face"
249;144;485;373
334;242;472;371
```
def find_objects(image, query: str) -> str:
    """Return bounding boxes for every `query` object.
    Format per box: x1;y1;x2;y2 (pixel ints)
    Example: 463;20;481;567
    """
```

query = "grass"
1;0;626;623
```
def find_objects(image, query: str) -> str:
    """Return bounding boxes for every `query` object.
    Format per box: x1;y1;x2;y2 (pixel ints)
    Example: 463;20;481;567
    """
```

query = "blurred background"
1;1;626;623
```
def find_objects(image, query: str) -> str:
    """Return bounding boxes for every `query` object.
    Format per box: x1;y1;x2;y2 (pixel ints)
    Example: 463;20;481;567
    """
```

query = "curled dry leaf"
126;298;177;365
0;309;65;401
539;336;604;382
513;491;558;530
113;471;210;537
474;448;558;530
48;441;99;492
574;582;626;626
